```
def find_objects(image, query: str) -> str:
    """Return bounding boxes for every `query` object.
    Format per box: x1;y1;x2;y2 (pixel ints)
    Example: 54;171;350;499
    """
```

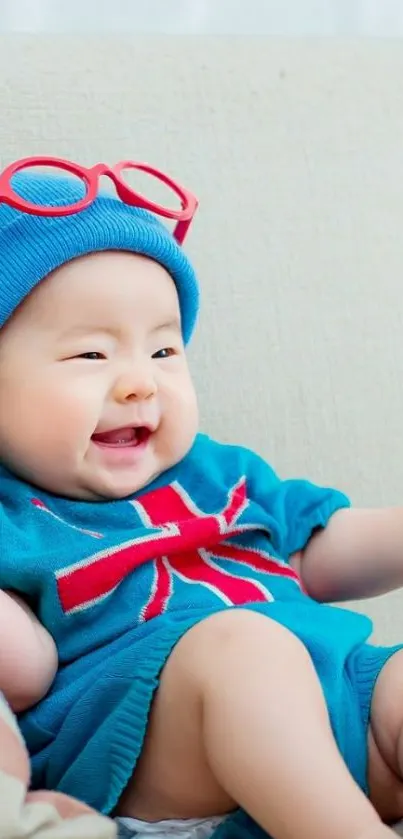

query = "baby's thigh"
368;648;403;823
115;609;306;823
117;617;235;821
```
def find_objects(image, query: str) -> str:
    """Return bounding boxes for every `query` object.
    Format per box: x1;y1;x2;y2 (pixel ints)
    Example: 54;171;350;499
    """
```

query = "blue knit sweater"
0;433;371;815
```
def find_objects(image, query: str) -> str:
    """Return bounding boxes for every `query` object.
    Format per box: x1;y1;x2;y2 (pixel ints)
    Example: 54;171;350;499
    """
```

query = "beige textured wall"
1;36;403;640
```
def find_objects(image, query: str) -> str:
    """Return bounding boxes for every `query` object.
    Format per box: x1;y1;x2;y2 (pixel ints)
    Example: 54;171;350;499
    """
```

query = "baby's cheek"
54;389;99;436
170;397;199;456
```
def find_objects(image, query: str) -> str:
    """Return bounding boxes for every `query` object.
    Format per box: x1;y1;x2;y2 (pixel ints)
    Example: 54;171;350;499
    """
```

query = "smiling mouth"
91;426;151;447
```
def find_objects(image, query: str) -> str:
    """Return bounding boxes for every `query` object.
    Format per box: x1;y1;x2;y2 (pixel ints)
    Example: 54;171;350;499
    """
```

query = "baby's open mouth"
91;426;151;447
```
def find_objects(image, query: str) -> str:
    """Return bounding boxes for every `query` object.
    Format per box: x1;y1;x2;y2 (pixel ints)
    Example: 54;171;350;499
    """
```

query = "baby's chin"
16;467;157;502
74;468;164;502
0;454;161;501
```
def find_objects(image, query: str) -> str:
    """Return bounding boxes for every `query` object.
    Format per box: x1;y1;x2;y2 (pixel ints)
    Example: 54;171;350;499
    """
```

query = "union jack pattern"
31;497;104;539
54;478;301;617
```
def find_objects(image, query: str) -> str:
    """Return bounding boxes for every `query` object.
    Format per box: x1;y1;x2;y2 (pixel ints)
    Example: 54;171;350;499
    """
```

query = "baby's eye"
77;352;106;360
152;347;176;359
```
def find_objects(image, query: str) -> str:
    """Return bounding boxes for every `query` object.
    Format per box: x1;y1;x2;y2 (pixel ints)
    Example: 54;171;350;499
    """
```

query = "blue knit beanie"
0;172;199;343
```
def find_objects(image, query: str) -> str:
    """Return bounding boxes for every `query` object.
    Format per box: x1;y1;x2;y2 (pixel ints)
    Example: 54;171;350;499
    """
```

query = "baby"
1;158;403;839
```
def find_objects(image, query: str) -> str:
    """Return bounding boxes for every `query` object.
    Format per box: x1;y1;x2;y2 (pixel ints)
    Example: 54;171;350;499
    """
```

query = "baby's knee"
196;607;303;650
173;608;309;690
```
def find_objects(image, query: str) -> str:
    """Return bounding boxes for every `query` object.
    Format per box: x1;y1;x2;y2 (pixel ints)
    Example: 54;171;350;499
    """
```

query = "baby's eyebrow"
58;317;182;339
155;316;181;332
58;325;117;339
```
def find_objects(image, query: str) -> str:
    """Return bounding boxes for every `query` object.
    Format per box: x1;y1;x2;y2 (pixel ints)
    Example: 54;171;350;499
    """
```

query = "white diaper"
115;815;226;839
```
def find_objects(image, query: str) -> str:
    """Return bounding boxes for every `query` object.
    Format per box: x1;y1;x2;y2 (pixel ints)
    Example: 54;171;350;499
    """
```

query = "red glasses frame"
0;156;198;244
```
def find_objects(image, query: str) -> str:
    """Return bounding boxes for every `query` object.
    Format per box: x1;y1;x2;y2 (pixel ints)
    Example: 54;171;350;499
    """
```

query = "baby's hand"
0;589;58;712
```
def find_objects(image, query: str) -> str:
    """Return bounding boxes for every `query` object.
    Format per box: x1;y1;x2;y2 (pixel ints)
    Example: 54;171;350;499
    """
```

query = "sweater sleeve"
244;449;350;561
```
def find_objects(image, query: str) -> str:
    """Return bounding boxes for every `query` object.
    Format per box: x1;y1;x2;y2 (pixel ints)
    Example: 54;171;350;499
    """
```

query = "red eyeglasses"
0;156;198;245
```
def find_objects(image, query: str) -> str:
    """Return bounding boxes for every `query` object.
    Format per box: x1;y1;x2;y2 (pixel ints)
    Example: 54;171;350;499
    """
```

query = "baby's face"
0;251;198;500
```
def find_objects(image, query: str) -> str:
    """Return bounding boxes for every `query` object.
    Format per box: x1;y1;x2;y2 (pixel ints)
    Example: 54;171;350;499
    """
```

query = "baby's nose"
113;368;157;402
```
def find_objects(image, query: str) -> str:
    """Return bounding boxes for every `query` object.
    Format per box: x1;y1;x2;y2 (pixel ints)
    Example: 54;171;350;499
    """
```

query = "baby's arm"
299;507;403;602
243;446;403;604
0;589;57;712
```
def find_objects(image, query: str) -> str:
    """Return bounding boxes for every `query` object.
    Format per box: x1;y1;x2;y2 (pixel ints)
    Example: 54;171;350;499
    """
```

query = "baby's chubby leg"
117;610;392;839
